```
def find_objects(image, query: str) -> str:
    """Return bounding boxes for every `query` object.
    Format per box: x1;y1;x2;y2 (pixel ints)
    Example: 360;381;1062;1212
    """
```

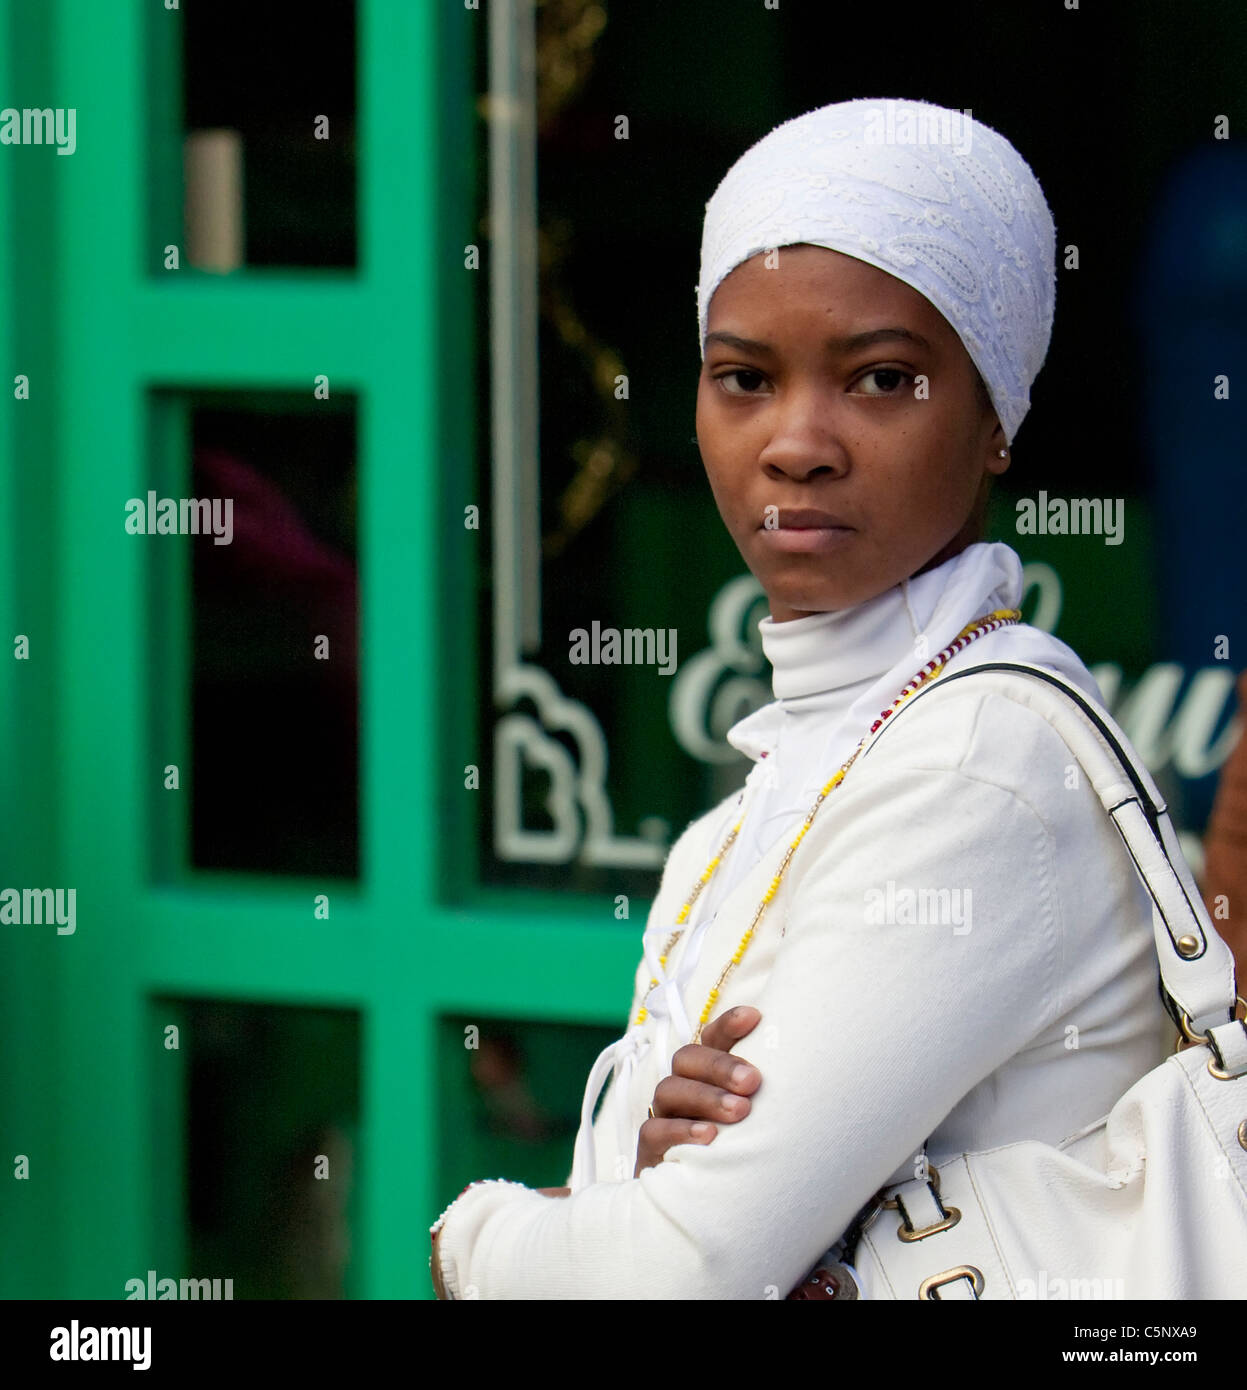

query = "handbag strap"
858;659;1245;1067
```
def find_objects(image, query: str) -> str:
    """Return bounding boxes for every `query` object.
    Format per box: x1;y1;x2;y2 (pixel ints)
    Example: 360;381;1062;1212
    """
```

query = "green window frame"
1;0;641;1300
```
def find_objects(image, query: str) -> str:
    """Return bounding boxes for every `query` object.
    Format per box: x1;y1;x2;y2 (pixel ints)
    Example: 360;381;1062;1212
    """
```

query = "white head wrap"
696;97;1056;445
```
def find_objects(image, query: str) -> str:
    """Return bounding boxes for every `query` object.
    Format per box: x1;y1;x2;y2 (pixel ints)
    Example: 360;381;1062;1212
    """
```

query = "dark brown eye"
854;368;913;395
717;369;768;395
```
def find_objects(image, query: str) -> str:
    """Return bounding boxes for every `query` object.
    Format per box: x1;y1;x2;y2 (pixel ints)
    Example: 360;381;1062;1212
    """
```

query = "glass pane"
178;0;358;270
177;1000;360;1300
471;0;1244;901
178;392;360;879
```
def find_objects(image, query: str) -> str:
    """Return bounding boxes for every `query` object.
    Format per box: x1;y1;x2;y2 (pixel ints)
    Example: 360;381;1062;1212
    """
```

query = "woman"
430;97;1173;1299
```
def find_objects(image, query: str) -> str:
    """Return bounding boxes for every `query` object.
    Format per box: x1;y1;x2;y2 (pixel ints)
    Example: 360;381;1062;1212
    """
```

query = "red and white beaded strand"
633;607;1021;1043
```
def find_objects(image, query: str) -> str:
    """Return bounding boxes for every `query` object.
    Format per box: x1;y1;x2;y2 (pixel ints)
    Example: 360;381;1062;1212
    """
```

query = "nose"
755;383;850;482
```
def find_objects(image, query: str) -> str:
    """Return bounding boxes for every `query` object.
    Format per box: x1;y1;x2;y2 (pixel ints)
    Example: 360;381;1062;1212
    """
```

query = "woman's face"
695;244;1009;621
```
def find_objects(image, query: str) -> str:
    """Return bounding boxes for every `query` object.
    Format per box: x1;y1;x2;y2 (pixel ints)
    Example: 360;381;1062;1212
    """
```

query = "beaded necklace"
634;607;1022;1044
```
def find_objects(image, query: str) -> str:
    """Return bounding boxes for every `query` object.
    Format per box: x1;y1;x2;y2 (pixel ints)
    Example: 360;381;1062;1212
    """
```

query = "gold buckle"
919;1264;984;1299
1178;994;1246;1046
1178;998;1247;1079
897;1206;962;1242
880;1163;963;1242
1209;1052;1246;1081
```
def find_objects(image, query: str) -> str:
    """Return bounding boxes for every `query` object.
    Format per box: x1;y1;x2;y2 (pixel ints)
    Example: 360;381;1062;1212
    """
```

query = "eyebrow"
704;327;934;355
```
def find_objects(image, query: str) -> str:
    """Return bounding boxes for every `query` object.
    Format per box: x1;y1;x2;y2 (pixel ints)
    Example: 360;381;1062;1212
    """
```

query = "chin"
767;586;850;617
768;573;897;616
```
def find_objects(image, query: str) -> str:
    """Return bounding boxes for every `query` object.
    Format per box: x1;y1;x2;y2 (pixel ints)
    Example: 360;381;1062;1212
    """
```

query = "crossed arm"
430;695;1078;1298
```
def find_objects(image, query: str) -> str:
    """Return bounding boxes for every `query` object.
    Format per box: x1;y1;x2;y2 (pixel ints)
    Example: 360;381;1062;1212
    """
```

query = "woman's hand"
634;1006;762;1177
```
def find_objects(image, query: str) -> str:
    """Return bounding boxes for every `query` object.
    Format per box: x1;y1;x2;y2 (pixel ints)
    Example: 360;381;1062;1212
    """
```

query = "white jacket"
433;544;1173;1299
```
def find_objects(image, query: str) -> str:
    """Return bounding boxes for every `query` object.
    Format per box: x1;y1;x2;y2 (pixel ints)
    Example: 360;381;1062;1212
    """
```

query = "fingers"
698;1005;762;1054
652;1072;753;1123
634;1117;716;1177
634;1005;764;1179
669;1040;761;1097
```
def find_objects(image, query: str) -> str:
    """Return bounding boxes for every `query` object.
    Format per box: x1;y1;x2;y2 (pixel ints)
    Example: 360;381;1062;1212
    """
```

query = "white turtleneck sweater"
433;542;1173;1299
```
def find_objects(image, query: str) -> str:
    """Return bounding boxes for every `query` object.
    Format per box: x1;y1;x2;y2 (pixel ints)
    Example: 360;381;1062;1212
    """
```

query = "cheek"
869;446;977;534
694;395;739;501
700;461;738;526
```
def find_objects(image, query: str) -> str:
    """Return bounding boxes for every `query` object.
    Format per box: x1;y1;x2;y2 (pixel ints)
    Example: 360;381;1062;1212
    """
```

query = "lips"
756;507;857;554
765;508;855;531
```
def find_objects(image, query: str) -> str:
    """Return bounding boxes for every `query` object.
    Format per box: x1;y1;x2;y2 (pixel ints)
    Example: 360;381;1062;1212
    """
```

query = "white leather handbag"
841;661;1247;1301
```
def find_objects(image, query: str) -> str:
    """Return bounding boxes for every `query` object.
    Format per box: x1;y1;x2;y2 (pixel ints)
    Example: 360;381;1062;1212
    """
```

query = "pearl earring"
997;449;1008;458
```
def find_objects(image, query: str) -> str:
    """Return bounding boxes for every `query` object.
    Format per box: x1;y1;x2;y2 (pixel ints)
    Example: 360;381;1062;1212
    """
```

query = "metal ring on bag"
1208;1026;1247;1081
1178;994;1246;1046
898;1206;962;1242
918;1264;984;1300
1178;998;1247;1079
880;1164;962;1241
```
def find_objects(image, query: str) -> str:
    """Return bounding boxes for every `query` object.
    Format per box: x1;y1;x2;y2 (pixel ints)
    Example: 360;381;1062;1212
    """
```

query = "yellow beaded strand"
634;820;743;1024
631;609;1021;1041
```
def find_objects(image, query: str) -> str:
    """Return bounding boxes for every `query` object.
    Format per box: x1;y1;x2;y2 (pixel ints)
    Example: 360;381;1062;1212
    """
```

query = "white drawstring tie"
569;783;758;1192
569;882;735;1190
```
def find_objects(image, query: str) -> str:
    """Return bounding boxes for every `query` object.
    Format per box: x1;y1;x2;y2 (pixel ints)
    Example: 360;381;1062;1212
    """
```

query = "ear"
986;419;1010;476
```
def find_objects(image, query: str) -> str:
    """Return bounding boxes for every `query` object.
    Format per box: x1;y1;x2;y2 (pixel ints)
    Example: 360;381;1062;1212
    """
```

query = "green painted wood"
0;0;69;1300
7;0;648;1299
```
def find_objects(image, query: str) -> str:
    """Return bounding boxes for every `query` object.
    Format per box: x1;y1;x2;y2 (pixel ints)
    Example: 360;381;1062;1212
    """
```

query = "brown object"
184;129;244;272
1202;670;1247;991
787;1263;859;1300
